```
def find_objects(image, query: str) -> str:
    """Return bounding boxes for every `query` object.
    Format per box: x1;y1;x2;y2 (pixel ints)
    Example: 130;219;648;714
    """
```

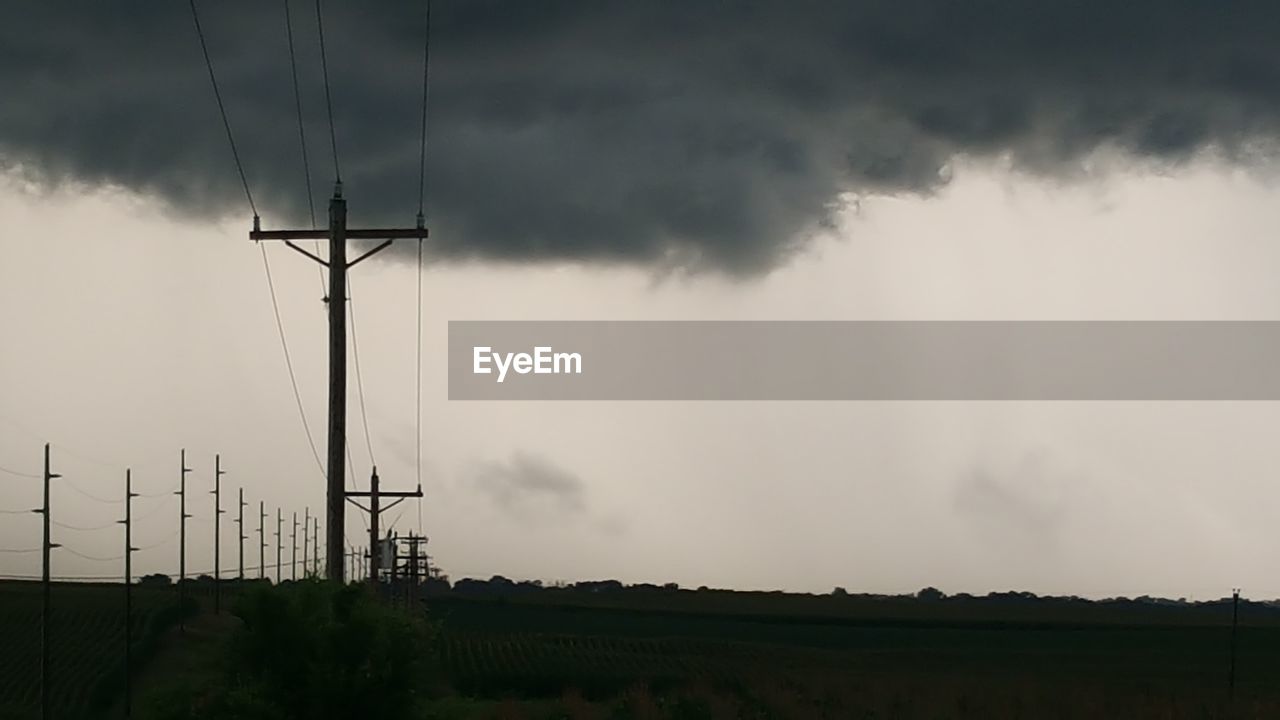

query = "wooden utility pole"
291;512;299;581
250;184;428;582
258;501;266;580
176;450;192;630
212;454;225;613
1230;588;1241;699
312;518;320;576
302;507;309;578
275;508;283;584
236;488;247;580
401;533;428;610
347;466;422;583
38;443;60;720
119;469;138;717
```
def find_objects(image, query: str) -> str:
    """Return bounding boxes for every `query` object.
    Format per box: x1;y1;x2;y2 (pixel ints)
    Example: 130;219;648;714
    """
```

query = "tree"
917;587;945;602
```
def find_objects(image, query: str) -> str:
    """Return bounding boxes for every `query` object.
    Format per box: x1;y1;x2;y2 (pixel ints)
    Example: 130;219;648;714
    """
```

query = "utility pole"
302;507;309;578
401;533;428;610
38;443;60;720
176;450;192;630
1230;587;1241;699
251;184;428;582
313;518;320;576
258;501;266;580
275;508;283;585
119;469;138;718
236;488;246;580
212;454;225;614
291;512;299;581
346;467;422;583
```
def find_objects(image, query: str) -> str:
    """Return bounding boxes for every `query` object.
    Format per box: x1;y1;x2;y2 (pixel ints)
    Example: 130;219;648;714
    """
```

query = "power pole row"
26;444;327;720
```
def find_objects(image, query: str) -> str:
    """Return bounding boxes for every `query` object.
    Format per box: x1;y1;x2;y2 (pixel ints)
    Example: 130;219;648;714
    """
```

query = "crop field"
428;593;1280;717
0;581;183;720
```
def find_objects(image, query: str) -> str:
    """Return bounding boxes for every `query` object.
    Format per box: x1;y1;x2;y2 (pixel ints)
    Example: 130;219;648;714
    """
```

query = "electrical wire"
62;547;124;562
416;238;424;534
260;245;328;479
417;0;432;217
53;519;118;532
414;0;432;536
347;280;377;468
0;463;39;479
314;0;342;182
0;548;40;554
61;479;124;505
0;508;35;515
282;0;328;296
189;0;257;217
134;496;176;523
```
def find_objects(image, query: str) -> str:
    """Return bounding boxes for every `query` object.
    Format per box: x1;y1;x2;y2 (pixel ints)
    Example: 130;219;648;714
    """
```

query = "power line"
189;0;258;217
0;463;40;479
416;236;424;534
260;245;327;479
135;485;180;499
417;0;433;217
347;280;377;468
62;547;124;563
282;0;328;297
134;495;177;523
0;548;40;554
52;519;117;532
61;479;124;505
284;0;318;228
314;0;342;182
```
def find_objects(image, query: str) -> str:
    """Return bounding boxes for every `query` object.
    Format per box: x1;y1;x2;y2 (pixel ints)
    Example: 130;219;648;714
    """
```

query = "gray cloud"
953;452;1074;554
4;1;1280;273
471;451;586;519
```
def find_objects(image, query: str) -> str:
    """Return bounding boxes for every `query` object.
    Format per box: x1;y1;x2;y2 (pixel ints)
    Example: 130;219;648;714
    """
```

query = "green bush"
182;581;432;719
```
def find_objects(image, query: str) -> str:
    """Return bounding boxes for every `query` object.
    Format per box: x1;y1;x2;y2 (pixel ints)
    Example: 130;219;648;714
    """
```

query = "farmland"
0;581;184;720
10;580;1280;718
424;589;1280;717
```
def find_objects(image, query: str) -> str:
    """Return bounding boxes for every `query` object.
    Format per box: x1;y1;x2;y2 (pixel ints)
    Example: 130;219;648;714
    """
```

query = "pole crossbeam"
250;186;428;583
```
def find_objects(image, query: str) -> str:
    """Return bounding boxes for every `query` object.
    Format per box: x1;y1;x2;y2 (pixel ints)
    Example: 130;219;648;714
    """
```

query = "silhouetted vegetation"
140;579;433;720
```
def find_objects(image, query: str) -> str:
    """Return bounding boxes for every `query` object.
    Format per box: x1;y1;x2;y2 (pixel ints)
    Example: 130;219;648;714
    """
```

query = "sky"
3;1;1280;599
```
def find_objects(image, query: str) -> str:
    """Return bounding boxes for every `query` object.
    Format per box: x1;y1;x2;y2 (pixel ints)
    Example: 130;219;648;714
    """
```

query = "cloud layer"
4;1;1280;273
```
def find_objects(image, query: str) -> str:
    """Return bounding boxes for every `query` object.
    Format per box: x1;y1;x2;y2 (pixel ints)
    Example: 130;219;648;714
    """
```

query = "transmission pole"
212;454;225;613
302;507;309;578
236;488;246;580
258;501;266;580
347;466;422;583
176;450;192;630
119;469;138;718
38;443;60;720
313;518;320;576
1230;587;1241;698
275;508;283;585
251;185;428;581
291;512;298;581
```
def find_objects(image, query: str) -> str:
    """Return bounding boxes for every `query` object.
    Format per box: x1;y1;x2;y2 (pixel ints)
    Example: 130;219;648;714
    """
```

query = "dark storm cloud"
3;1;1280;273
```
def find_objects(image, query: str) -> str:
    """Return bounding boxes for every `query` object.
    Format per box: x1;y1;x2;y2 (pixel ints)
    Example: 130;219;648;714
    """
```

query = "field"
9;581;1280;718
0;581;185;720
425;591;1280;718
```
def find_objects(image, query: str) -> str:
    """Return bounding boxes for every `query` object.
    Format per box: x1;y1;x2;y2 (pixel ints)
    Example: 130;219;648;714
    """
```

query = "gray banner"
447;321;1280;400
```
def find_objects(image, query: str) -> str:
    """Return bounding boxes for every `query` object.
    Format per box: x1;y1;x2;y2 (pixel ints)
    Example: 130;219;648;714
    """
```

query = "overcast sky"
3;1;1280;599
